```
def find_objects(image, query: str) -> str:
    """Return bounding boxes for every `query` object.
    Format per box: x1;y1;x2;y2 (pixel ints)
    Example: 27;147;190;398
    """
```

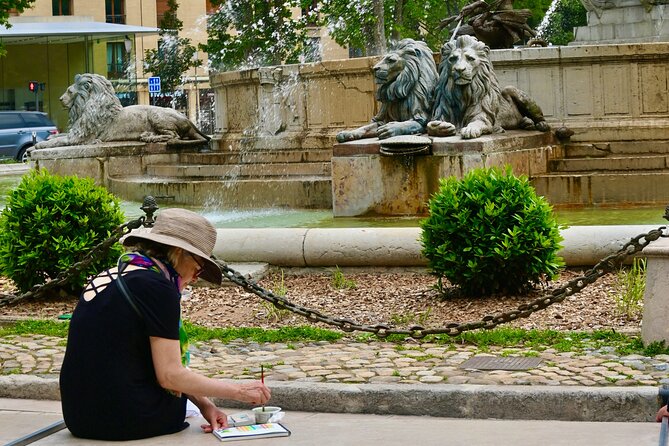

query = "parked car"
0;111;59;162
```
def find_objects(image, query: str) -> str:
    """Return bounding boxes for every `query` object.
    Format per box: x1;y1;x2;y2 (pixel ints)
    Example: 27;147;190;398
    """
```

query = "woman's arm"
149;336;270;405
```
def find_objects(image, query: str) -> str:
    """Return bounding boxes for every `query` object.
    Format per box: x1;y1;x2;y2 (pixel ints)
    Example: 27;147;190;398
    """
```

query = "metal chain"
0;217;145;307
1;193;665;340
216;226;667;339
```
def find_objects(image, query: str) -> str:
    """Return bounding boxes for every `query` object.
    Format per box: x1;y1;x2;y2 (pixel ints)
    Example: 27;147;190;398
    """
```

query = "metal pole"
4;420;66;446
194;51;199;128
660;417;668;446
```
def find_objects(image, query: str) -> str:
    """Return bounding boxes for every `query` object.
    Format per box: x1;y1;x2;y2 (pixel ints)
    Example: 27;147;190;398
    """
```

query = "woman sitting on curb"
59;208;271;440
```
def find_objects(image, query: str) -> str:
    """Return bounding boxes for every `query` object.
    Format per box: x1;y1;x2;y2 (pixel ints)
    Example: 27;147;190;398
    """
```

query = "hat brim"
123;233;222;285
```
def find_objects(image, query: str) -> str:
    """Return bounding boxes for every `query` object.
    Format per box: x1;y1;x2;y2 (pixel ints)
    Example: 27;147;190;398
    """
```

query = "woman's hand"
236;381;271;405
200;404;229;433
657;405;669;422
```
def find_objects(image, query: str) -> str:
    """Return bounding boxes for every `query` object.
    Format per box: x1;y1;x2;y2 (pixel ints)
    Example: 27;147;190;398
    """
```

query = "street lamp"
124;35;132;54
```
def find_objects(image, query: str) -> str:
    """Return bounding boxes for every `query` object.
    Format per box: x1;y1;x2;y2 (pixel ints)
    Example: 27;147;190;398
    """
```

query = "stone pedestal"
641;236;669;344
573;0;669;44
331;131;560;217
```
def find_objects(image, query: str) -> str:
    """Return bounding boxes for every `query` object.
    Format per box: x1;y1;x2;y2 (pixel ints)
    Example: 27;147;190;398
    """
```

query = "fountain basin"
213;225;660;267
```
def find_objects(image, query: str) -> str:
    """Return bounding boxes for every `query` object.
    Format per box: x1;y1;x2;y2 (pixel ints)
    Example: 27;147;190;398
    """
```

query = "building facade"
3;0;348;133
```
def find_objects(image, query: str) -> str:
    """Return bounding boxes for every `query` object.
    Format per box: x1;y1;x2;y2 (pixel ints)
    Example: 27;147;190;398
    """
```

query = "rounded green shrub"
0;169;125;294
420;166;564;296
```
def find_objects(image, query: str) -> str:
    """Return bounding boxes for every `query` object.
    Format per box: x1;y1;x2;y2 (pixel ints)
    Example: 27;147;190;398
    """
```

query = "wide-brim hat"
123;208;222;285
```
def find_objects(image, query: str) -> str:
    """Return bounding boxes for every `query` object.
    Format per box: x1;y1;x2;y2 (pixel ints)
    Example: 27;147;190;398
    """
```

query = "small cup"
252;406;281;424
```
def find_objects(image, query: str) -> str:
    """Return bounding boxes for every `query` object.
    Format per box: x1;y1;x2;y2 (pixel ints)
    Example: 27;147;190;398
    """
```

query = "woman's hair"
126;240;186;270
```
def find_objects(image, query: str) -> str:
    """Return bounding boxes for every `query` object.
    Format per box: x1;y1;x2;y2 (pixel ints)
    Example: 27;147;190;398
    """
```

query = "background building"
0;0;347;133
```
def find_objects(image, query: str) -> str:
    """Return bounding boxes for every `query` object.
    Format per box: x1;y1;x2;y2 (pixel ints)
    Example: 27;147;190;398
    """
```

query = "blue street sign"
148;76;161;93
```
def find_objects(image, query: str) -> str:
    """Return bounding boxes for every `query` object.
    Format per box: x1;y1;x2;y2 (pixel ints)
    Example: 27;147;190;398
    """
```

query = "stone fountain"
30;4;669;215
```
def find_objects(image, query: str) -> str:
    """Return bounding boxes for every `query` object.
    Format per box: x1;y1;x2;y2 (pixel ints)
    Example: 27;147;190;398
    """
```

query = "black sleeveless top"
59;268;188;440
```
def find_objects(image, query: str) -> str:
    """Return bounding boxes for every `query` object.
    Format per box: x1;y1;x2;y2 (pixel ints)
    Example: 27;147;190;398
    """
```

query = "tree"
202;0;318;71
513;0;553;29
0;1;36;56
537;0;586;45
319;0;467;56
144;0;201;104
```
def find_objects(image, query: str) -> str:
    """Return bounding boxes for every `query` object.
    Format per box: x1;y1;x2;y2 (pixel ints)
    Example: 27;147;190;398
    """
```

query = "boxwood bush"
420;166;564;296
0;169;125;295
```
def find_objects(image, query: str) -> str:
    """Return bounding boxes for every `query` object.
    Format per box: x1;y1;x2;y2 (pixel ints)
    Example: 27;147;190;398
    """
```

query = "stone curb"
213;225;661;267
0;375;659;422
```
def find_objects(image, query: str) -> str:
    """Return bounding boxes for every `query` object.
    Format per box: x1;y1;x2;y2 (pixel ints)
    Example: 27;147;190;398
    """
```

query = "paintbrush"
261;364;265;412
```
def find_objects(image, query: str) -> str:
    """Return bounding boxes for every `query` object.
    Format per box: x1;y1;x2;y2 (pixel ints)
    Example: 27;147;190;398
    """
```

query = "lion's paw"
427;121;456;137
460;125;483;140
535;121;551;132
336;131;356;143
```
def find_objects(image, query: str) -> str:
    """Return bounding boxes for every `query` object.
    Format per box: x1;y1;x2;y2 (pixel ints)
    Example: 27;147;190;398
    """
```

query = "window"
52;0;71;16
106;0;125;24
107;43;127;79
0;114;25;130
156;0;169;26
205;0;217;14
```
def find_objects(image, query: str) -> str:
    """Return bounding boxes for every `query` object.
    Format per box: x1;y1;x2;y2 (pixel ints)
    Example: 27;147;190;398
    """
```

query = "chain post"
140;196;159;227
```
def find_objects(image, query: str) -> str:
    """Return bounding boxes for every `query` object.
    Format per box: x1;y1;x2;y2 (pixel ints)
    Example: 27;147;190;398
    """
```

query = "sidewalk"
0;333;665;422
0;398;662;446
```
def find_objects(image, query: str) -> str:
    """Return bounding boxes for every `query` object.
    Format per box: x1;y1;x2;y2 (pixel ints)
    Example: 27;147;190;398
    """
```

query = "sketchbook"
213;423;291;442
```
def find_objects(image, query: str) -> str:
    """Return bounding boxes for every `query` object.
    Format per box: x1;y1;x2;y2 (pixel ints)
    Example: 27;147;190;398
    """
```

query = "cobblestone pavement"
2;334;669;387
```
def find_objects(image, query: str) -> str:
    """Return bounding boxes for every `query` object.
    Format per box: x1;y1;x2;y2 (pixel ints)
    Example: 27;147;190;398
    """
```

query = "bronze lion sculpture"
36;73;209;149
427;35;550;139
336;39;438;143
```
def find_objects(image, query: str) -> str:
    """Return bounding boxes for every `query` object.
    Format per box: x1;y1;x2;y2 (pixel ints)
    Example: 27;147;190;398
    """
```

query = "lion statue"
336;39;438;143
35;73;209;149
427;35;550;139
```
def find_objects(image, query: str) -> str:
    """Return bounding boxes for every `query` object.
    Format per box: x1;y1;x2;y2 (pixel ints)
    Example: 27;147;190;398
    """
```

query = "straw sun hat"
122;208;222;285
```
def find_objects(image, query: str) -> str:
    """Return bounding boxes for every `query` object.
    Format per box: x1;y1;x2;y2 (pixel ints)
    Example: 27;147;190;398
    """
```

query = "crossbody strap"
116;257;144;320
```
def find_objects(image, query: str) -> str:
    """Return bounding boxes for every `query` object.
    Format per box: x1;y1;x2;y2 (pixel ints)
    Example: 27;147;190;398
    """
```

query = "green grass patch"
3;320;669;357
183;322;343;343
0;320;343;344
0;320;70;337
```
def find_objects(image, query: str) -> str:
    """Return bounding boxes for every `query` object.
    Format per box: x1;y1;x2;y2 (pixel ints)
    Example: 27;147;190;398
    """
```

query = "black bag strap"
116;257;144;320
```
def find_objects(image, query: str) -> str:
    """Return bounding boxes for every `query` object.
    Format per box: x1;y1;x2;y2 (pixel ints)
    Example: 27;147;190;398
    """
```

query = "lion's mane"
373;39;438;127
431;35;501;130
66;74;124;144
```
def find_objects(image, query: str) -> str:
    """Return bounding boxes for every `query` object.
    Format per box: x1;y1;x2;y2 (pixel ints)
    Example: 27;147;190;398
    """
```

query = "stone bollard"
642;237;669;345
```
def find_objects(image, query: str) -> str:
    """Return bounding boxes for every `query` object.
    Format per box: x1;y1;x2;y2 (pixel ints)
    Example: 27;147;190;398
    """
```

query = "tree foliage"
512;0;553;29
144;0;201;95
537;0;587;45
0;1;36;56
202;0;318;71
320;0;467;56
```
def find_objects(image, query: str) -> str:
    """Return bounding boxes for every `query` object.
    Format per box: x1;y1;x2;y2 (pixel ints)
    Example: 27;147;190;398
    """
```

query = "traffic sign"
148;76;161;93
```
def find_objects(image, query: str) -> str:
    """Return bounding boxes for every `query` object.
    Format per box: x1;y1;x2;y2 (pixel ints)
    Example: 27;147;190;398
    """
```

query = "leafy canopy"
537;0;587;45
319;0;467;56
0;1;36;56
202;0;318;71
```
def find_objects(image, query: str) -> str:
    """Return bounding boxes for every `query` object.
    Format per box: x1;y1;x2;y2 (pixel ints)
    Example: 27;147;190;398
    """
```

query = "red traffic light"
28;81;38;92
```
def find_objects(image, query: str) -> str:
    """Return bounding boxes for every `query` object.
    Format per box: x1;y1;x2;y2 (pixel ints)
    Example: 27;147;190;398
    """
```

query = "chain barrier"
216;226;668;339
0;195;666;340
